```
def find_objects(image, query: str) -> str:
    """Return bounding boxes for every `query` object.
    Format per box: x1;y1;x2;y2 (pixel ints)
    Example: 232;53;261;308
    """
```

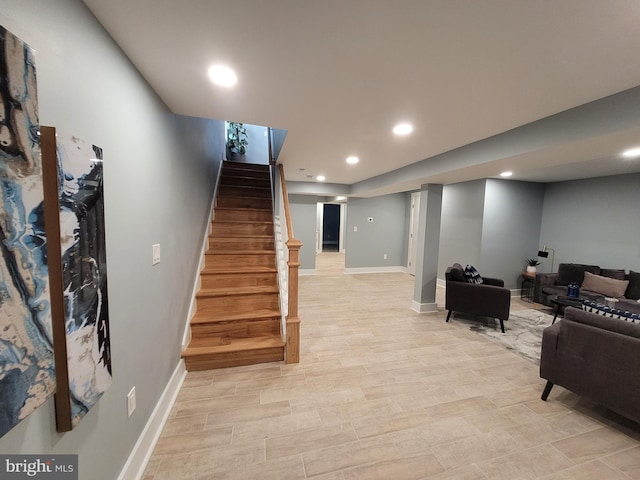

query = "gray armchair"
445;263;511;333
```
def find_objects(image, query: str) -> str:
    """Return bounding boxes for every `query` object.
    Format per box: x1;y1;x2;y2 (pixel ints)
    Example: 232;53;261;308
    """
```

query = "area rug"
451;308;555;364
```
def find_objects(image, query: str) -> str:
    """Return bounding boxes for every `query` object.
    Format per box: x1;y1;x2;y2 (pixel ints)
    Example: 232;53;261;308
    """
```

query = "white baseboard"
117;361;187;480
299;269;317;276
344;266;408;274
411;301;439;313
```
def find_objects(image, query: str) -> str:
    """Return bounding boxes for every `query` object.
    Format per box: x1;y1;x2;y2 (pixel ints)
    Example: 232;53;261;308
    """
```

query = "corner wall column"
412;184;443;313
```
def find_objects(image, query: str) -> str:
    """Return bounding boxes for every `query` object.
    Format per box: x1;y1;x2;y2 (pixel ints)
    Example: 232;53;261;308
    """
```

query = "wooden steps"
183;161;284;371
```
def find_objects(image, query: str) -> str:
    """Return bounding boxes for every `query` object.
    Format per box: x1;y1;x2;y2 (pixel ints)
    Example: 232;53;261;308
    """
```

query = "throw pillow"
582;301;640;323
626;271;640;300
450;263;466;282
581;271;629;298
464;265;483;284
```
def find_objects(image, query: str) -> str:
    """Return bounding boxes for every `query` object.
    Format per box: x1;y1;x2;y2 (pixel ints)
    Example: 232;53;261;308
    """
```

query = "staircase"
182;161;285;370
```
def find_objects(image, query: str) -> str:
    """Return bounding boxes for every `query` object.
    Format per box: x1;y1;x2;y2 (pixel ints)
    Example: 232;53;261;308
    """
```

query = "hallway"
143;254;640;479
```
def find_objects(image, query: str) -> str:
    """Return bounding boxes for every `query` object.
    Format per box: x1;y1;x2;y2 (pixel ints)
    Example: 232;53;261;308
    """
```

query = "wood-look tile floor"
144;253;640;479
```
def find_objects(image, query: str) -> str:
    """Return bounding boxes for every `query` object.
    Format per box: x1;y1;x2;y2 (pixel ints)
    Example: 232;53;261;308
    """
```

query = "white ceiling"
82;0;640;196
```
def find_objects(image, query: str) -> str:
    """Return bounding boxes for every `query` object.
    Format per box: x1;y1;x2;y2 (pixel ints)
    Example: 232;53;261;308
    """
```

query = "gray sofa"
533;263;640;314
540;306;640;423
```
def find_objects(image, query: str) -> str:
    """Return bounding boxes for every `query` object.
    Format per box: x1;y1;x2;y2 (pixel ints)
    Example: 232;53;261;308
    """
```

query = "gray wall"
540;173;640;271
344;194;409;268
438;179;545;288
244;123;269;165
438;180;486;277
289;195;319;270
481;179;545;287
0;2;224;479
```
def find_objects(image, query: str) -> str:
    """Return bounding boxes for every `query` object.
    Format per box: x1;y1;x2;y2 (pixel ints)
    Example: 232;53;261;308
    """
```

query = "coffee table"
550;296;585;324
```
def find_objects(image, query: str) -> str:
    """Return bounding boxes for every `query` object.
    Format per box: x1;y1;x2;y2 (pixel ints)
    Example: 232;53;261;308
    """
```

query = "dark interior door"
322;204;340;252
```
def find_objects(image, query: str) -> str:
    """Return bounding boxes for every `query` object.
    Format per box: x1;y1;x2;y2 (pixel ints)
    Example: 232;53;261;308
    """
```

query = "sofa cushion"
554;263;600;286
464;264;483;284
449;263;466;282
626;271;640;300
542;285;603;302
581;271;629;298
600;268;627;280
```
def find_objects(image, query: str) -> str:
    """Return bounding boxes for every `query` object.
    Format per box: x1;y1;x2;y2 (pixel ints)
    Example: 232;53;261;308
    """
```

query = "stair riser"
196;293;280;315
191;319;280;338
211;223;273;236
218;186;271;198
184;347;284;371
200;272;278;289
216;196;272;210
220;176;270;188
205;254;275;268
215;209;272;222
208;238;274;250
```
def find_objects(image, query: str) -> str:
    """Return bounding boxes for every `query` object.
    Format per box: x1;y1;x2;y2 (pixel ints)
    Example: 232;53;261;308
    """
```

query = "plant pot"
227;150;245;162
526;266;537;274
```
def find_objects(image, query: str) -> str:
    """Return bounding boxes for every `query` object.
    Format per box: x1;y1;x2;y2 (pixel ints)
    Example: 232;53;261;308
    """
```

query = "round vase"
526;266;537;274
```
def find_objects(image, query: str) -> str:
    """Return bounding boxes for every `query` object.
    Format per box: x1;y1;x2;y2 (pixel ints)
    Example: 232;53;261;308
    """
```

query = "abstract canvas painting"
0;26;56;438
42;129;112;431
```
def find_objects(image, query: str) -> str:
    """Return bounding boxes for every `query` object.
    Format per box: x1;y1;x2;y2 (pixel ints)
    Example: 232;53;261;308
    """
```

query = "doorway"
316;202;346;254
407;192;420;275
322;204;341;252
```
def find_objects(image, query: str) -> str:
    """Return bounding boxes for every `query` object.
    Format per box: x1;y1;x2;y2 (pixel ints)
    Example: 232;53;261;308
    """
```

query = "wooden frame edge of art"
41;125;73;432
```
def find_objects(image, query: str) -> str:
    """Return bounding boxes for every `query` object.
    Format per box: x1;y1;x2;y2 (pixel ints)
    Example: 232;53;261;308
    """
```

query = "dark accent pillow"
600;268;626;280
450;263;466;282
554;264;600;286
626;271;640;300
464;265;483;284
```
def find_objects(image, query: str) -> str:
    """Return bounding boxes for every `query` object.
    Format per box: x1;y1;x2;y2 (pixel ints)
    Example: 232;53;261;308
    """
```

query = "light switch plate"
152;244;160;265
127;387;136;417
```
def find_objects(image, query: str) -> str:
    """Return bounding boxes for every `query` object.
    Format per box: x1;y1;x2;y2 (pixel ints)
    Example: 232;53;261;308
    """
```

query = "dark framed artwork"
41;127;112;431
0;26;56;438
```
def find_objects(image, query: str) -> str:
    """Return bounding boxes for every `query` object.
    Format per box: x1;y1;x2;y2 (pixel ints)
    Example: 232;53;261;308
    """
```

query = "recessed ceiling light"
622;147;640;159
316;175;326;182
346;156;359;164
500;171;513;177
393;123;413;135
208;65;237;87
336;196;347;201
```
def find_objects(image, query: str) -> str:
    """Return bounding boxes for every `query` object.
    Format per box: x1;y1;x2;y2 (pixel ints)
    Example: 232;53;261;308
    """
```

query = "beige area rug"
449;308;555;364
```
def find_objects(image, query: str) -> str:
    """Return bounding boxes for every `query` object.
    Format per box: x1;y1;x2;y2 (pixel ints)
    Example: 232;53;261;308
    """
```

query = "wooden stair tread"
183;336;285;356
197;285;278;297
213;219;272;225
191;309;281;324
215;206;271;212
205;249;275;255
201;266;277;274
209;234;273;239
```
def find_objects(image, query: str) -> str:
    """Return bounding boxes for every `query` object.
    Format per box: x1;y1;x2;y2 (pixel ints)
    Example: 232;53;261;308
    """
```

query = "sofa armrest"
482;277;504;287
539;322;560;380
534;273;557;304
445;281;511;320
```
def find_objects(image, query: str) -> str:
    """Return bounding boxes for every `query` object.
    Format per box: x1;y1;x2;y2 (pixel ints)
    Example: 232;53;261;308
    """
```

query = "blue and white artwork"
0;26;56;438
54;133;111;428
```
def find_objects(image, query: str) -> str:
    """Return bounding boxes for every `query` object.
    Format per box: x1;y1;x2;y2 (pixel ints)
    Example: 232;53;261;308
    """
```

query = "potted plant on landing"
525;258;541;273
226;122;248;161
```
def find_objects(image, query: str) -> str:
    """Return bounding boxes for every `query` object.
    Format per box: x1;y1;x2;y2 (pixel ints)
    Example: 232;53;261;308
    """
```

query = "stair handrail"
278;164;301;364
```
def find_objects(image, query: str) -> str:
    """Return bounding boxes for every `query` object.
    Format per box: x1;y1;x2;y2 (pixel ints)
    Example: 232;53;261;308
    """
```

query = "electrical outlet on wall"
384;254;388;260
